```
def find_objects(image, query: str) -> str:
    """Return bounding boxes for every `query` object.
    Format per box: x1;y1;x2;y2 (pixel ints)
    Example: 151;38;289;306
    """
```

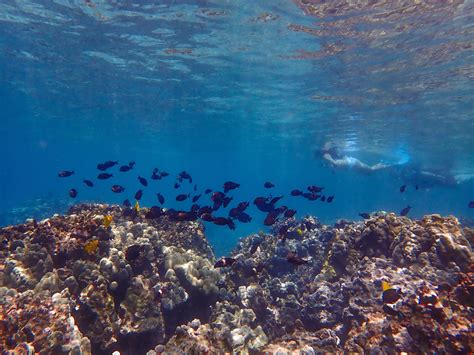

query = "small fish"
134;200;140;212
160;171;169;178
179;171;192;181
400;205;411;216
200;213;214;222
204;188;212;194
174;182;180;189
223;196;233;208
415;185;419;190
156;193;165;204
119;165;132;172
264;182;274;188
214;257;236;268
321;195;326;202
223;181;240;193
176;194;189;201
138;176;148;187
400;185;406;193
287;252;308;266
84;239;99;254
83;179;94;187
97;173;113;180
326;195;334;203
194;184;197;191
213;217;231;226
264;212;278;226
359;212;371;219
237;212;252;223
381;281;401;304
103;215;113;228
123;199;131;207
58;170;74;177
69;188;78;198
198;206;213;215
236;202;249;211
290;189;302;196
296;228;303;236
97;160;118;171
307;185;323;193
151;168;161;180
111;185;125;193
468;201;474;208
284;209;296;218
135;189;143;201
192;194;201;203
145;206;163;219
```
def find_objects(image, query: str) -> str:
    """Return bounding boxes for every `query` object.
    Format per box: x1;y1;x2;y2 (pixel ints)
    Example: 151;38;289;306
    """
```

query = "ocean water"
0;0;473;256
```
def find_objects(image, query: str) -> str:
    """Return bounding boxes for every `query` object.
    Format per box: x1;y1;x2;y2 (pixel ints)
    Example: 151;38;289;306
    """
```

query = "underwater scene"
0;0;473;354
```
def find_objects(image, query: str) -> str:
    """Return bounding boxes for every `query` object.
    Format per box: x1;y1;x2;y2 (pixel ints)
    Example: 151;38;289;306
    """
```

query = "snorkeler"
320;142;392;173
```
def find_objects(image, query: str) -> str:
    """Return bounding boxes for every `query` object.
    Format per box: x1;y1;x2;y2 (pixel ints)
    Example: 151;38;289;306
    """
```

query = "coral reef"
0;205;472;354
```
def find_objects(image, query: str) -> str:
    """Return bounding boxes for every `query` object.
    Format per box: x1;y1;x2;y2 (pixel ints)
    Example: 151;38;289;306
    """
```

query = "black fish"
415;185;419;190
327;195;334;203
291;189;302;196
179;171;192;180
382;288;401;304
151;171;161;180
198;206;213;215
270;195;284;205
135;189;143;201
191;204;200;212
123;199;132;207
307;185;323;193
223;181;240;193
214;257;236;268
69;188;77;198
264;182;274;188
284;209;296;218
160;171;169;178
400;205;411;216
223;196;233;208
145;206;163;219
119;165;132;172
236;201;249;211
174;182;180;189
213;217;231;227
468;201;474;208
83;179;94;187
192;194;201;203
97;160;118;171
176;194;189;201
400;185;406;193
98;173;113;180
229;207;240;218
237;212;252;223
138;176;148;187
321;195;326;202
58;170;74;177
156;193;165;204
200;213;214;222
287;252;308;266
111;185;125;193
359;212;371;219
264;212;278;226
204;188;212;194
194;184;197;191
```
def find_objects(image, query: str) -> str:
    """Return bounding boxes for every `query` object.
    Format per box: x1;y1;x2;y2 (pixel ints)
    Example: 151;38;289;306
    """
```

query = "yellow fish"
103;215;113;228
296;228;303;236
84;240;99;254
134;200;140;212
381;280;391;291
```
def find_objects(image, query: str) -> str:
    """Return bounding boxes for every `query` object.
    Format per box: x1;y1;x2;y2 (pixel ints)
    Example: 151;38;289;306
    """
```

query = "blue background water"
1;0;473;256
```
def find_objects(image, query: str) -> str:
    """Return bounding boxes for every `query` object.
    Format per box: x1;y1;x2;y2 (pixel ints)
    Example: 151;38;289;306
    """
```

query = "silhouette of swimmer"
320;142;392;173
397;163;474;188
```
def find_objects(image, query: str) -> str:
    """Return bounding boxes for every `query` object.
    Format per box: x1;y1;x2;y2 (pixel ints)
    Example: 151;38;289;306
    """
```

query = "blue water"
1;0;473;256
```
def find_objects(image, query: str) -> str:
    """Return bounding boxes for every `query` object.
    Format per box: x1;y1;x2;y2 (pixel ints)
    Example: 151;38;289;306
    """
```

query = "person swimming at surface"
320;142;393;173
